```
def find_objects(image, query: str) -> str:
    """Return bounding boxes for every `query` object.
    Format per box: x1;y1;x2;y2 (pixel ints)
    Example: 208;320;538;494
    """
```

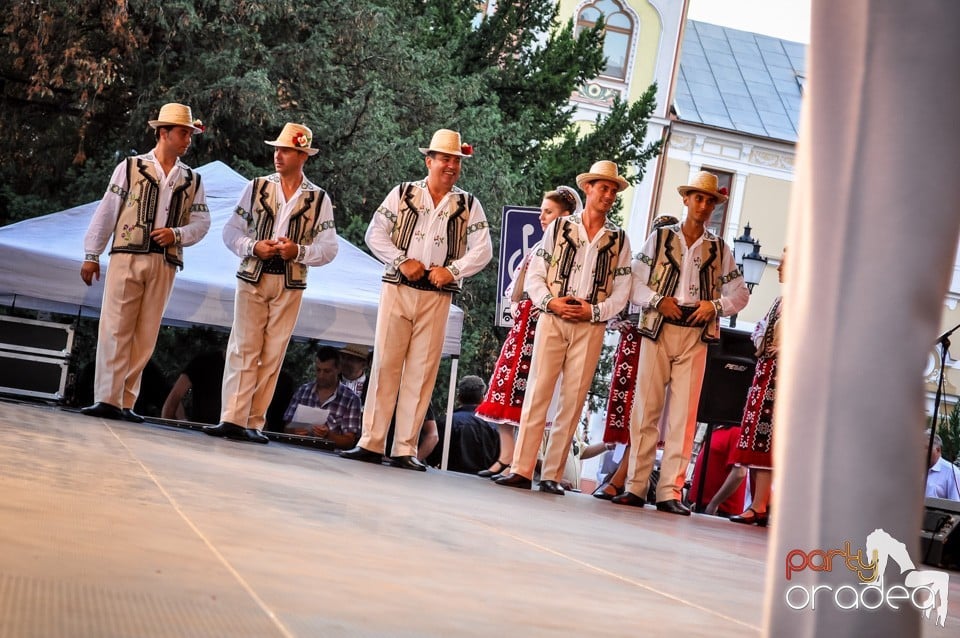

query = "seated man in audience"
427;375;499;473
338;344;370;398
283;346;362;449
926;432;960;501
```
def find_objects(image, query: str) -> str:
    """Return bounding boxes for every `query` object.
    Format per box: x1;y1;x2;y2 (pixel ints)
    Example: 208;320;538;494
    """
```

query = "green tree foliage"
545;92;661;203
1;0;661;415
0;1;142;223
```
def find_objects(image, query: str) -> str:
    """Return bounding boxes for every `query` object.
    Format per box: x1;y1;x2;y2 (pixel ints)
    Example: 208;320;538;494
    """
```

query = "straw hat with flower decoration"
418;129;474;158
265;123;318;156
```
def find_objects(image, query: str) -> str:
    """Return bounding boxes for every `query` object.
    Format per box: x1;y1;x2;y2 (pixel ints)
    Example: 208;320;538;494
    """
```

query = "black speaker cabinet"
921;497;960;569
696;327;758;425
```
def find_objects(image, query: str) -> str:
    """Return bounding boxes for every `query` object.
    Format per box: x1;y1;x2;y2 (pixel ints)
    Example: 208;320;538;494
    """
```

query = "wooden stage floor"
0;400;956;637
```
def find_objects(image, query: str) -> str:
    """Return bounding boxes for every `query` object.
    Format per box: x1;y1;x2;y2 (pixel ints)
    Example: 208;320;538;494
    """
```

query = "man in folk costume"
340;129;492;470
495;161;632;494
80;103;210;422
613;171;749;514
203;123;338;444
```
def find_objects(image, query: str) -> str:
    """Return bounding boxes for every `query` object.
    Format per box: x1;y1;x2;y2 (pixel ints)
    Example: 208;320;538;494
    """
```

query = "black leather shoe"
121;408;145;423
611;492;646;508
227;428;268;444
538;480;564;495
339;446;384;464
655;499;692;516
389;455;427;472
494;473;532;489
80;402;122;420
477;460;510;478
203;422;244;438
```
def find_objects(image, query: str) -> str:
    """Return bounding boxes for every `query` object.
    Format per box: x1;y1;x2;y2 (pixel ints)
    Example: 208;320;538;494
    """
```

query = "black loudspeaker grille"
696;328;758;425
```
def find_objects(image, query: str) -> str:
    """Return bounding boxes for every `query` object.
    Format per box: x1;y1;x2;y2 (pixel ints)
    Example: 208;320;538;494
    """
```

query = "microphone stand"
927;322;960;470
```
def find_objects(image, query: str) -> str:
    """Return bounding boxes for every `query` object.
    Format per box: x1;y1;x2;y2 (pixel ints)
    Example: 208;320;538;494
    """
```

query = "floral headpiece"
553;185;584;215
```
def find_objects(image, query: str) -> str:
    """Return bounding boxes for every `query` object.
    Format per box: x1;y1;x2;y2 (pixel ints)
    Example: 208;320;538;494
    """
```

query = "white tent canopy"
0;161;463;355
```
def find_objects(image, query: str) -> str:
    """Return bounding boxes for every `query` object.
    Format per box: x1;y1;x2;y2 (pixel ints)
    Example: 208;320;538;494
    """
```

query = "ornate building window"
577;0;634;81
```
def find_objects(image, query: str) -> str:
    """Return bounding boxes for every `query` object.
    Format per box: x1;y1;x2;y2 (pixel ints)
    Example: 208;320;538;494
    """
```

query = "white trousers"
625;323;706;502
94;252;176;409
220;276;303;430
359;283;451;457
510;314;606;480
765;2;960;636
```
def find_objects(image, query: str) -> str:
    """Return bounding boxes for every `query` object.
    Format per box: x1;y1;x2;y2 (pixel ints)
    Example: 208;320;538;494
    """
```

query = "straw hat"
339;344;370;360
652;215;679;229
265;123;318;156
575;160;629;192
418;129;474;158
148;103;204;133
677;171;729;203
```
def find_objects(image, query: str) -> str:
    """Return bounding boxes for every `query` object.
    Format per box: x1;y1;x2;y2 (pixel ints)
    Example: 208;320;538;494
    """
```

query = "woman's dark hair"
543;189;577;214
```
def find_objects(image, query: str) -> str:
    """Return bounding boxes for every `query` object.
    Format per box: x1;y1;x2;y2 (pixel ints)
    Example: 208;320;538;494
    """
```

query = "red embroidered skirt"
602;324;642;444
731;354;776;469
475;300;539;427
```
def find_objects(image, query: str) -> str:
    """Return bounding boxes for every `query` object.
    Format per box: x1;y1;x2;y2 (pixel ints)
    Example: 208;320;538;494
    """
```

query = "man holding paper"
283;346;363;449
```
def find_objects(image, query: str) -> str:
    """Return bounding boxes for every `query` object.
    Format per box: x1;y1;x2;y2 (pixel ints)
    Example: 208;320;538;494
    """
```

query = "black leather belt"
148;239;165;254
261;257;286;274
662;305;707;328
397;270;446;293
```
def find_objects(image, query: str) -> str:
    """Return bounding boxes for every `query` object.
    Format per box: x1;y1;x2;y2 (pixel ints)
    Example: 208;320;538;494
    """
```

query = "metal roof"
674;20;807;143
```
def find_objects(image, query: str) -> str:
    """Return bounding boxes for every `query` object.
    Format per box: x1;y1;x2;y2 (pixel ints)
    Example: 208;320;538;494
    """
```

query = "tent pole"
440;355;459;471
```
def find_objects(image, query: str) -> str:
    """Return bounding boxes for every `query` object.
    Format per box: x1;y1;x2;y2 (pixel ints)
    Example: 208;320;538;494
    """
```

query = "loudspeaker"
921;497;960;569
696;328;758;425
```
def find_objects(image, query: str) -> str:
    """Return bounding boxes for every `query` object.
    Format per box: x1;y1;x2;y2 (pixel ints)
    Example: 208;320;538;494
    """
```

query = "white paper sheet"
291;404;329;426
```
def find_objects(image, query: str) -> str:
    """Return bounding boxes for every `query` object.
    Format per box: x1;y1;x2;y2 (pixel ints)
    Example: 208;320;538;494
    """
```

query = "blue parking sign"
497;206;542;328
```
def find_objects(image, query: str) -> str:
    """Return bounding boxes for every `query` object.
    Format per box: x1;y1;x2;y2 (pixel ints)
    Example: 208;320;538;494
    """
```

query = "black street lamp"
730;223;768;327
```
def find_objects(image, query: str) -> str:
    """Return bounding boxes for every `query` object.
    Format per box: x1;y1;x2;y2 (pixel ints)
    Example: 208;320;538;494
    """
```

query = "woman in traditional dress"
705;250;786;525
475;186;581;477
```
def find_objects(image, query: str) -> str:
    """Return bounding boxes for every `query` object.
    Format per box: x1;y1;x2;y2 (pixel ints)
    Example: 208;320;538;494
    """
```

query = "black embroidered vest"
234;176;330;289
109;157;203;269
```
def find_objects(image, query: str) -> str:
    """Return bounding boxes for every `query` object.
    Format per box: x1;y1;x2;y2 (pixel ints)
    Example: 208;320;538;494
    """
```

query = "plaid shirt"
283;382;362;435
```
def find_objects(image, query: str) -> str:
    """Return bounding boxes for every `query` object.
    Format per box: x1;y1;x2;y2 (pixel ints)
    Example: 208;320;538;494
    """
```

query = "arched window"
577;0;634;81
